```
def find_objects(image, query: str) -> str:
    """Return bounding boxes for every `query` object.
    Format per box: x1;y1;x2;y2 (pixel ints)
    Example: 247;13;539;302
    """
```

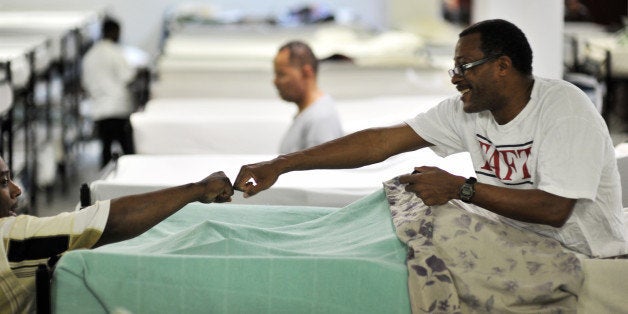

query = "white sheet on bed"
154;25;433;99
0;10;99;29
0;10;102;60
89;151;474;207
153;63;453;99
161;25;425;66
0;34;50;75
132;95;448;154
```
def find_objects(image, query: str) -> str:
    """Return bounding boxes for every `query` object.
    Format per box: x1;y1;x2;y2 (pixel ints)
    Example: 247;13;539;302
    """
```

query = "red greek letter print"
477;135;533;185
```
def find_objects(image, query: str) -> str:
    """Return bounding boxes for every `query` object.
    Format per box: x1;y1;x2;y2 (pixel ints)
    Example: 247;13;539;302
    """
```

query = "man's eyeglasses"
448;54;503;78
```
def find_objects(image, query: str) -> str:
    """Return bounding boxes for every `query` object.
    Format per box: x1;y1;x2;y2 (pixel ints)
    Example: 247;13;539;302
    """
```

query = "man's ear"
301;64;315;78
496;55;512;76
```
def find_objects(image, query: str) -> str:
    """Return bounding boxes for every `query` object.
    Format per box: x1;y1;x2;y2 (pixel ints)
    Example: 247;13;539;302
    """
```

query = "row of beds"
0;10;104;216
20;10;626;313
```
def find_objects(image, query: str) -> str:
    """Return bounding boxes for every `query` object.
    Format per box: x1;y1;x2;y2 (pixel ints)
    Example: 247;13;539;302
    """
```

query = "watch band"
459;177;477;203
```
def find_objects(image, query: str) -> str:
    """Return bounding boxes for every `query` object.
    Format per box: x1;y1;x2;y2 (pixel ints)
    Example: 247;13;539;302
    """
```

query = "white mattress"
131;95;448;155
153;64;453;100
0;10;100;30
0;29;61;62
90;151;474;207
0;34;51;75
0;10;102;60
161;25;425;67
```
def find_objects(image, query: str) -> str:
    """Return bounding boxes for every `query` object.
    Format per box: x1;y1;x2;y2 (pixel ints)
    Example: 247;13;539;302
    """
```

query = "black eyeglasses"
448;54;503;78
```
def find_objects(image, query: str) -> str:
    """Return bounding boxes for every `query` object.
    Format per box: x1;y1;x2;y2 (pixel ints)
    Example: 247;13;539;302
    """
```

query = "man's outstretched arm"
94;171;233;247
235;123;431;197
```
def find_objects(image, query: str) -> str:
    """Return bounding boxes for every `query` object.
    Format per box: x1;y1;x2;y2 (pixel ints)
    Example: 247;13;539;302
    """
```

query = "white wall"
472;0;564;79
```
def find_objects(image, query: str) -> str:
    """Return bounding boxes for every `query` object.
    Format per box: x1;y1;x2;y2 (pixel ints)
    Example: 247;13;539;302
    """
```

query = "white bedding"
154;25;431;99
90;151;474;207
153;63;452;99
0;10;100;30
0;34;50;76
0;10;102;60
161;25;425;67
132;95;448;154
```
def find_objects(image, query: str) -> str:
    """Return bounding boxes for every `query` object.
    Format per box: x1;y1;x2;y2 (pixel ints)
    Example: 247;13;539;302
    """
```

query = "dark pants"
95;118;135;167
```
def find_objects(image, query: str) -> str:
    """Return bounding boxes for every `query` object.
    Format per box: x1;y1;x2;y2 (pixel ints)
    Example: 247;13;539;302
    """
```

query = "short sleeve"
405;96;473;157
535;115;609;200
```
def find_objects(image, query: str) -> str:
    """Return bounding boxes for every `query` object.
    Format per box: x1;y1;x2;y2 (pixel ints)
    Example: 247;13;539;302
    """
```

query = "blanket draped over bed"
383;178;583;314
53;191;411;313
53;180;586;313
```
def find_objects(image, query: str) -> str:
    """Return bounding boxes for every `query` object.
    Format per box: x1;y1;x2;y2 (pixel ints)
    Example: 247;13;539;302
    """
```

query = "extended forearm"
276;125;425;174
472;183;576;227
277;130;386;172
95;183;203;246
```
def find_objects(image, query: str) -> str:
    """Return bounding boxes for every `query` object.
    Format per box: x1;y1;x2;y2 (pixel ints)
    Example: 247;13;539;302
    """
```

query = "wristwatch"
459;177;477;203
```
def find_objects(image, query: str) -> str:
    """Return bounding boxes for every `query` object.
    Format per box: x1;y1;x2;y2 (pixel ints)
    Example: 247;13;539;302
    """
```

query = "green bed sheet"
52;190;411;314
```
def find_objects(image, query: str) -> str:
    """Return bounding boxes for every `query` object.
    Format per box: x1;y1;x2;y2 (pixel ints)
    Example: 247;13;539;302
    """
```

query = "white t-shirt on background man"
279;94;344;154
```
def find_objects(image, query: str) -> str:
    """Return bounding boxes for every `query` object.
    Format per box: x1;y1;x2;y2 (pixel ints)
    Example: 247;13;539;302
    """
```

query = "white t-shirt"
82;40;136;121
0;201;110;313
405;76;627;258
279;94;344;154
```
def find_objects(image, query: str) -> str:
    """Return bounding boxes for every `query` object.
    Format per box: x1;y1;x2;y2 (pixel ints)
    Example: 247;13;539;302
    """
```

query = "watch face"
460;182;475;202
461;185;473;197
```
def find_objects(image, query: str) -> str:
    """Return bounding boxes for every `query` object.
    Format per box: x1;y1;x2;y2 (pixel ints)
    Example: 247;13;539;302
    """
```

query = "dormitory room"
0;0;627;313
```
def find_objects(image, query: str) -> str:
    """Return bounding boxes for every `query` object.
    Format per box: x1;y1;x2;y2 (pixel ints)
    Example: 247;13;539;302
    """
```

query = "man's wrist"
271;156;285;174
274;154;297;174
459;177;477;203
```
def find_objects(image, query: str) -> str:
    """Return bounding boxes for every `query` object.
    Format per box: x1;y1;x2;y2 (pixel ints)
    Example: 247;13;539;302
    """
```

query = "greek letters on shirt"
475;134;533;185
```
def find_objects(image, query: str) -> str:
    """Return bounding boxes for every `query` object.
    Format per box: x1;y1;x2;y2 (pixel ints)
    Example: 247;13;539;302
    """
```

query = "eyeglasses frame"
448;54;503;78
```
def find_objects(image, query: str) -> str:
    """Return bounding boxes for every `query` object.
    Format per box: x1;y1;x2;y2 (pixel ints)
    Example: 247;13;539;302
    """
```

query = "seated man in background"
0;155;233;313
273;40;344;154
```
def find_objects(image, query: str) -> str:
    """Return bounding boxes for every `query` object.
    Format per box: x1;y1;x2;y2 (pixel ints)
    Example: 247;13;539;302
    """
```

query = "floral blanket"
383;178;583;314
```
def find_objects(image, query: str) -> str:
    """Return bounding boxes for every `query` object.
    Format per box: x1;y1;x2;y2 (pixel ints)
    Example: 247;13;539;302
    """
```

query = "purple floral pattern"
383;177;583;313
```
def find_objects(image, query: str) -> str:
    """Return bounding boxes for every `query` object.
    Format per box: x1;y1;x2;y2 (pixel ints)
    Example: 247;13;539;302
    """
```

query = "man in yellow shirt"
0;156;233;313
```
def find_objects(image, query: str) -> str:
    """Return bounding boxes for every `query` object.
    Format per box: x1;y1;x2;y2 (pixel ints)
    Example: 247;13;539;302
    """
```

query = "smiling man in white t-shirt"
235;19;626;259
